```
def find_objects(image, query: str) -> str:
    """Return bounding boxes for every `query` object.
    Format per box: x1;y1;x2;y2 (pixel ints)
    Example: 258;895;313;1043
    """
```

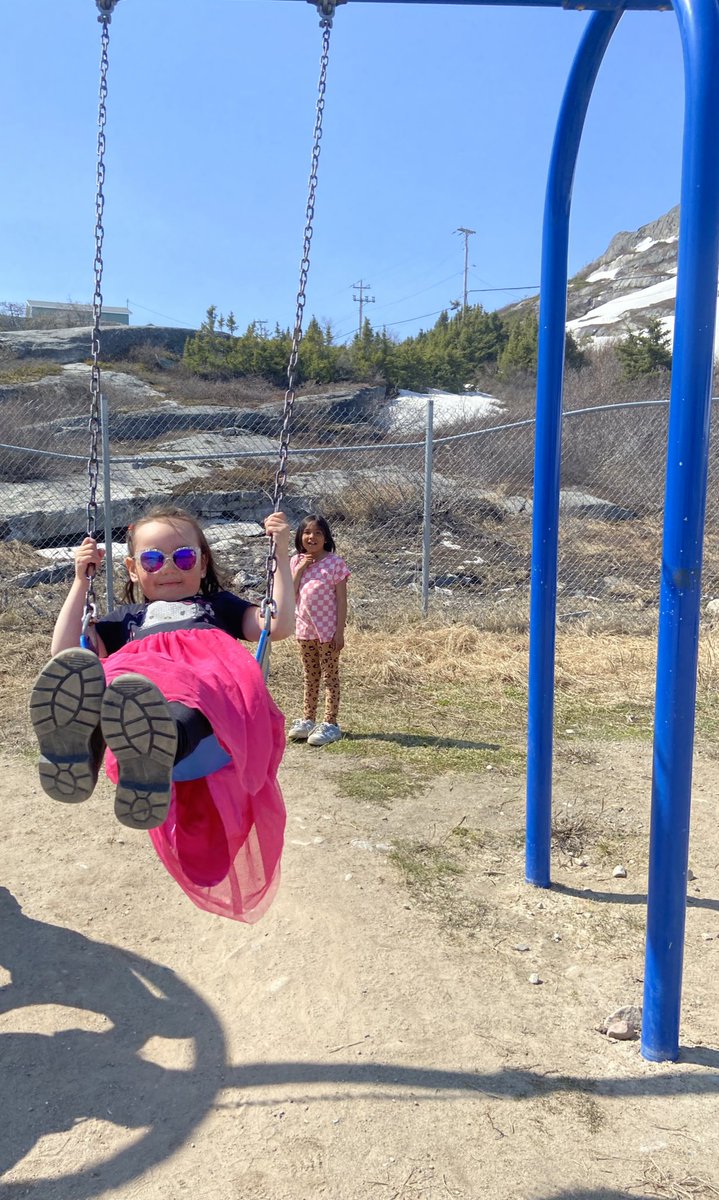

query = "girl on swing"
30;505;294;923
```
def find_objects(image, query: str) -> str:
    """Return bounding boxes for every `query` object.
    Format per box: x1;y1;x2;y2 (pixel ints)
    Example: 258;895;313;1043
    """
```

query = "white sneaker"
287;718;316;742
307;722;342;747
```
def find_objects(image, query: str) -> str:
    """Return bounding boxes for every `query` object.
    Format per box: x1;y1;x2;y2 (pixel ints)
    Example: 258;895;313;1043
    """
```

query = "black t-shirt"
96;590;256;655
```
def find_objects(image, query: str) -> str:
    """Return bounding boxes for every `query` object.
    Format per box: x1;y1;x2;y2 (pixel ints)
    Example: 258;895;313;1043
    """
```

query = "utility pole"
455;227;476;314
352;280;375;335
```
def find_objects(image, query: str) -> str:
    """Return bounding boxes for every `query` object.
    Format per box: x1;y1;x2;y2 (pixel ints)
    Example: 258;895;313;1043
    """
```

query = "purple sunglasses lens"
173;547;198;570
139;550;164;573
138;547;198;573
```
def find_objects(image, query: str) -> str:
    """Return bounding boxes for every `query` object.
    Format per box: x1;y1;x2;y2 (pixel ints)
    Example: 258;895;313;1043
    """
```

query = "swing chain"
262;8;336;619
85;9;112;623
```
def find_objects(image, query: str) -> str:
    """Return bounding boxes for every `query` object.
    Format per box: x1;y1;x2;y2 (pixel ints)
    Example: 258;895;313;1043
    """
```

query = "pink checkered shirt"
291;552;350;642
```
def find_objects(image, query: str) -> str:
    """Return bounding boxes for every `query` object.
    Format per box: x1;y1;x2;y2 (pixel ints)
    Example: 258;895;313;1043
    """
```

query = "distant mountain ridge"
565;205;680;345
505;205;691;348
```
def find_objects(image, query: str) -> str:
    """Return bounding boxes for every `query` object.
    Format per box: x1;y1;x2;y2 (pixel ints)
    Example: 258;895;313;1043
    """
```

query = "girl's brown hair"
122;505;226;604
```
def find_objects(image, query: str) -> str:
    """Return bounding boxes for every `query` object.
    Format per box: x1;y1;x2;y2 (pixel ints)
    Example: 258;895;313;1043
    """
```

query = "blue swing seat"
172;734;232;782
173;629;270;781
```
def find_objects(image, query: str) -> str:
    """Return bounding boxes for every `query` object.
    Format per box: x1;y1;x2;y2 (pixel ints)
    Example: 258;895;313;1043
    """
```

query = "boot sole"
30;649;106;803
101;674;177;830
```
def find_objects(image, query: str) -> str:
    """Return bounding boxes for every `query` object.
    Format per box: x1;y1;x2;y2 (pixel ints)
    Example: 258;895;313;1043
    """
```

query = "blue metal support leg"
526;9;621;887
641;0;719;1063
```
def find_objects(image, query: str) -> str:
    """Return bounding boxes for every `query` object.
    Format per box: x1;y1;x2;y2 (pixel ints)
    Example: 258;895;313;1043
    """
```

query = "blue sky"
2;0;684;341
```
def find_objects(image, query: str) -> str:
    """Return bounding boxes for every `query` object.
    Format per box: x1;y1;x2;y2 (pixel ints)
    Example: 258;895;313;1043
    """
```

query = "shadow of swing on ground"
341;732;502;752
2;887;719;1200
0;887;227;1200
551;881;719;915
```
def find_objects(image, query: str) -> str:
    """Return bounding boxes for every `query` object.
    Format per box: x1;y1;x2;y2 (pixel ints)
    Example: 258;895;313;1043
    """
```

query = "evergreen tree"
616;317;672;379
498;312;539;376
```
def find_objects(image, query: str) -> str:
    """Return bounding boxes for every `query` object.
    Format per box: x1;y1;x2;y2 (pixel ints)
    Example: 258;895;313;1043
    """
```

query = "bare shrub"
326;480;424;528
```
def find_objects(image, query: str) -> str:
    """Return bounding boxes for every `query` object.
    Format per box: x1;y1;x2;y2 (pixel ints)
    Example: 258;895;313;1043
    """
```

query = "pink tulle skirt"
101;627;286;923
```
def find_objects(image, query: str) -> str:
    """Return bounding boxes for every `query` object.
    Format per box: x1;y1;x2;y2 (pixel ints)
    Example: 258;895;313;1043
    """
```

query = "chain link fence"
2;371;718;634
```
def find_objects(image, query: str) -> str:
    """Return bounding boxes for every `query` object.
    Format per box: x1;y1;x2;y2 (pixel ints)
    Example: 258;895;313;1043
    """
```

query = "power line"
469;285;539;294
126;297;195;327
371;271;462;313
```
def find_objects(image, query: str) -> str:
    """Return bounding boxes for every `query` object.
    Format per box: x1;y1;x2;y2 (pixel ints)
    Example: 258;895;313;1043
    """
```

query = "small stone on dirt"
601;1004;641;1040
687;869;696;881
528;973;542;985
513;943;530;952
613;865;627;878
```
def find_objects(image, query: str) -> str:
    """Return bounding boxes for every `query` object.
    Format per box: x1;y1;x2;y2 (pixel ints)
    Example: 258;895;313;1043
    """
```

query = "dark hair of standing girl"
294;514;335;555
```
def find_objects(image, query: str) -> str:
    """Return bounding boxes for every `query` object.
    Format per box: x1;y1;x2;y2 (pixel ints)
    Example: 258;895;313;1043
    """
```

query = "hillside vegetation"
183;304;590;392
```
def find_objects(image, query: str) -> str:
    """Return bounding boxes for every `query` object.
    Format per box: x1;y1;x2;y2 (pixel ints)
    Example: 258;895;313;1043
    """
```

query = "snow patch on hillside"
568;276;678;334
387;389;503;431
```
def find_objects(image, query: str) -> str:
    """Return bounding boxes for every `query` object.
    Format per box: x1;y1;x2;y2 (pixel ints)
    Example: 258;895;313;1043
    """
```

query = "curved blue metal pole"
526;9;621;888
641;0;719;1063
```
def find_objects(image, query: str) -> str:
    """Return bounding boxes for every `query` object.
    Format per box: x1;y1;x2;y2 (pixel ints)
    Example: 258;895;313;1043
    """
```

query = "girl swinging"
30;505;293;923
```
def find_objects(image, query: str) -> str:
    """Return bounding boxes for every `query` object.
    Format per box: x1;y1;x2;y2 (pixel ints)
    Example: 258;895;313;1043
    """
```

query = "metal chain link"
261;3;337;623
83;6;116;634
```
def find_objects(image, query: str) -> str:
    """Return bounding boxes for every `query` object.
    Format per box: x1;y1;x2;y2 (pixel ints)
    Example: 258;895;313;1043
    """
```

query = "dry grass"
4;609;719;782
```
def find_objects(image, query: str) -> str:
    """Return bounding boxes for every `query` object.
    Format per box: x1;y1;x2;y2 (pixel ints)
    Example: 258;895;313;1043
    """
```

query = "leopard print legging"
298;639;341;725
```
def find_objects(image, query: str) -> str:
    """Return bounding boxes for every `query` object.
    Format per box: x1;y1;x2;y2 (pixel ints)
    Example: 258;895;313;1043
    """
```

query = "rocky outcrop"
0;324;194;363
505;205;683;345
564;207;680;343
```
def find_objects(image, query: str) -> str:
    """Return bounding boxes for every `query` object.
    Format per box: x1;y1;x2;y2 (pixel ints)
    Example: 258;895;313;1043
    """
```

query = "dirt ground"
2;733;719;1200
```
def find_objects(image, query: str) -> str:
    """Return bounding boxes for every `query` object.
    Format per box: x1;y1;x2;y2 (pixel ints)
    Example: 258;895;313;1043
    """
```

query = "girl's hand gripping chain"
258;512;295;641
51;538;106;656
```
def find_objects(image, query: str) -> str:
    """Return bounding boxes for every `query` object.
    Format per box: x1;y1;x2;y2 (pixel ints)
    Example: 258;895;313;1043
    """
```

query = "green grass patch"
450;823;486;850
0;362;63;384
553;695;654;741
336;761;422;807
389;839;464;892
389;834;488;932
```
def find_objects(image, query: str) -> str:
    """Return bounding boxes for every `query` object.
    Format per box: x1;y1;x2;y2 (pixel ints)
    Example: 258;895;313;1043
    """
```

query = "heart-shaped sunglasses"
136;546;200;573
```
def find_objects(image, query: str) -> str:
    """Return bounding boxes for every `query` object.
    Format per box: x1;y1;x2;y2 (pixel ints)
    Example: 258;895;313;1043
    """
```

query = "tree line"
183;303;673;391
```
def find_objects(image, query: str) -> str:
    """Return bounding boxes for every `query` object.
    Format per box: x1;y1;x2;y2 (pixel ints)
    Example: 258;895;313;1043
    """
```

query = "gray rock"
11;562;75;589
602;1004;641;1040
560;490;639;522
0;324;195;363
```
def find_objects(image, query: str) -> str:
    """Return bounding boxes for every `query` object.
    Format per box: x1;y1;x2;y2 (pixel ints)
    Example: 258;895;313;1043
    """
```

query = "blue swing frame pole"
284;0;719;1057
525;9;620;887
641;0;719;1063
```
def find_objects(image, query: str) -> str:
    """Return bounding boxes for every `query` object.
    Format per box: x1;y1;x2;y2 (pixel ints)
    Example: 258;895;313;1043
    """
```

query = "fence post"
100;390;114;612
421;395;434;616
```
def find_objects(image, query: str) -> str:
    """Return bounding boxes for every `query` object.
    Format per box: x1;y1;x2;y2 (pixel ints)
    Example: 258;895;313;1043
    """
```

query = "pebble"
513;943;531;953
528;973;542;985
687;869;696;881
602;1004;641;1040
606;1020;634;1040
613;865;627;878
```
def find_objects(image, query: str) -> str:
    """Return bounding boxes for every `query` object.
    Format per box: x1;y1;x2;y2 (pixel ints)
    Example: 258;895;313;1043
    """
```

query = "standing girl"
288;514;350;747
30;504;294;923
